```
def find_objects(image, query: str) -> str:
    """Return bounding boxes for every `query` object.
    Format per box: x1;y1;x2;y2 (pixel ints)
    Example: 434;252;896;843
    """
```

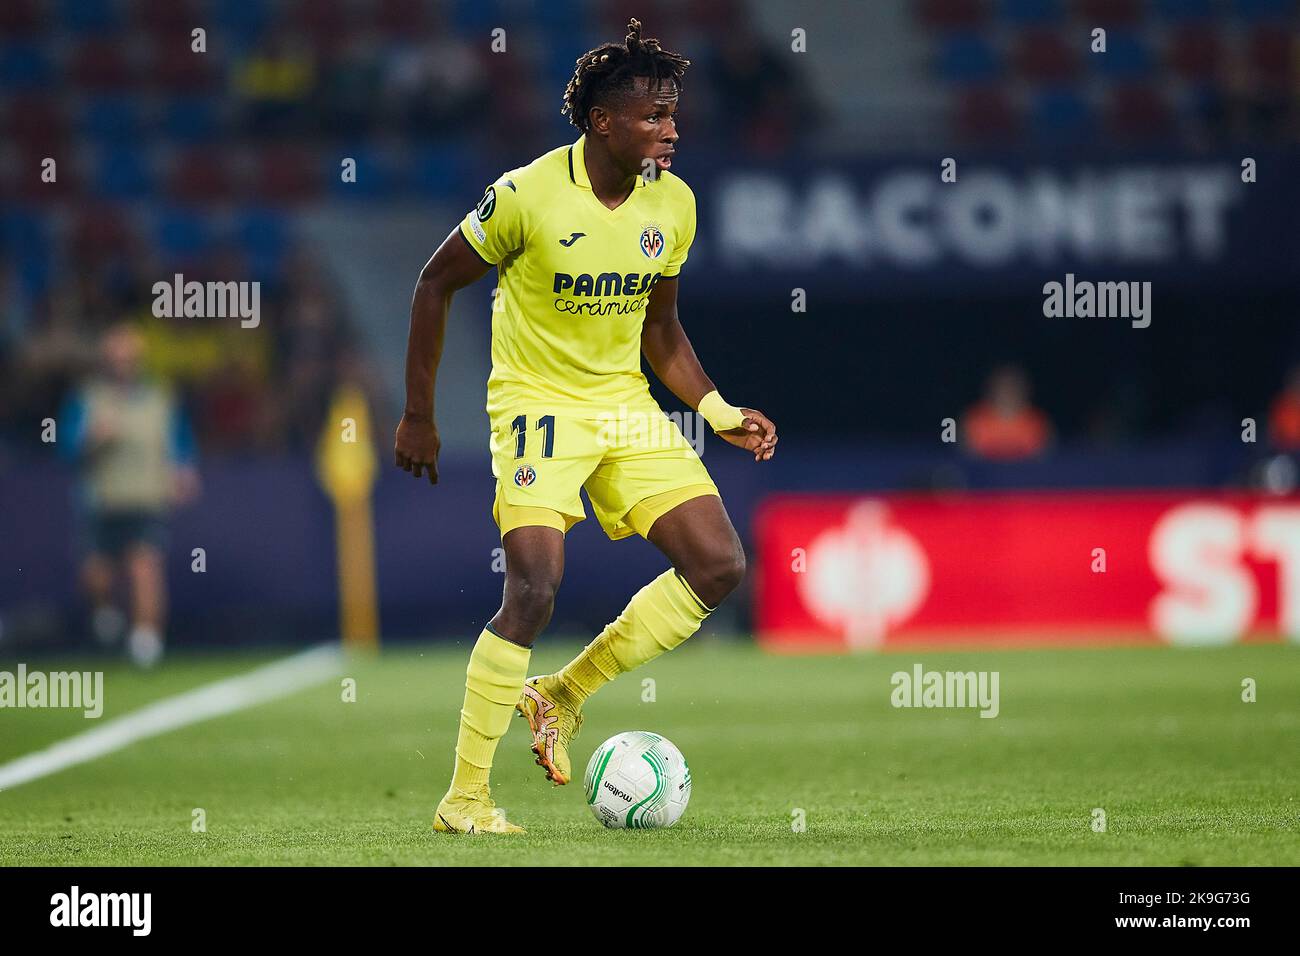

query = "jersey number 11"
511;414;555;459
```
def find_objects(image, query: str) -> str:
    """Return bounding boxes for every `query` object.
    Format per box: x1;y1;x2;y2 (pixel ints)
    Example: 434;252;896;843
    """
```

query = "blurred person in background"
316;30;385;137
232;28;317;135
195;351;274;453
963;364;1053;461
701;19;823;155
58;323;200;667
1;290;98;456
384;28;490;137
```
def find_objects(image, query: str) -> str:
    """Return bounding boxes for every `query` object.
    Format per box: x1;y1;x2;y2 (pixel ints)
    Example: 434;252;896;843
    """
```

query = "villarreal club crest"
639;224;665;260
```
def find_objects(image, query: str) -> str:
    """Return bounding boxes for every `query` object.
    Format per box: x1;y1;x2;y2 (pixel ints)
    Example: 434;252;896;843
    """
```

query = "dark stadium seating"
3;0;1295;313
921;0;1299;149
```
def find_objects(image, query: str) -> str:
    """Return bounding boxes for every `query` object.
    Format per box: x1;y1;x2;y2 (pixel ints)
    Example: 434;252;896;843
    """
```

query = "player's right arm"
394;228;492;484
397;179;525;484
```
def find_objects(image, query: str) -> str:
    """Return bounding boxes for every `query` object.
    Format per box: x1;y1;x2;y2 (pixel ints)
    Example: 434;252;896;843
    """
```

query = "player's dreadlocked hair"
562;18;690;133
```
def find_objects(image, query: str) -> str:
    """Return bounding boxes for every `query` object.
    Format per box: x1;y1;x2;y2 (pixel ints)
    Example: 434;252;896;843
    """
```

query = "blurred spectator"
0;232;371;464
316;31;386;137
57;323;200;667
232;30;317;135
268;253;353;449
384;32;490;137
2;291;99;450
1268;364;1300;450
702;23;822;155
963;365;1053;461
134;307;272;389
194;352;273;453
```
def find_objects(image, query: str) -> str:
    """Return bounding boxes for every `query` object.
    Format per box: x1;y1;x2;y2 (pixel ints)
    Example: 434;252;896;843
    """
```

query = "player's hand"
718;408;777;462
395;413;441;484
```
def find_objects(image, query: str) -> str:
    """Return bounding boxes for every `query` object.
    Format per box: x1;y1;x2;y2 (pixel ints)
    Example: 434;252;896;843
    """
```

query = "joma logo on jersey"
553;272;662;296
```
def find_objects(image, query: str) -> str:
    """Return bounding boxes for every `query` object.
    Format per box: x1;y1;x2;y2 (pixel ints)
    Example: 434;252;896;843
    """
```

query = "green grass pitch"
1;640;1297;866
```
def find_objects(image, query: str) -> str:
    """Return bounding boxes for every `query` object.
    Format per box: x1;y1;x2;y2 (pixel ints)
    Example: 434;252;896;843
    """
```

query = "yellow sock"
556;569;713;703
449;626;531;792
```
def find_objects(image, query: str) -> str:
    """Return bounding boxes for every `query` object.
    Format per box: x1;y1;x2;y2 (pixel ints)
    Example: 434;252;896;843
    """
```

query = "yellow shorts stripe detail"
623;483;720;539
493;484;581;537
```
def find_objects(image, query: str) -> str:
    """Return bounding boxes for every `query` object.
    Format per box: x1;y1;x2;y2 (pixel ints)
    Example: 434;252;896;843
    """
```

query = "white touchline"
0;644;344;792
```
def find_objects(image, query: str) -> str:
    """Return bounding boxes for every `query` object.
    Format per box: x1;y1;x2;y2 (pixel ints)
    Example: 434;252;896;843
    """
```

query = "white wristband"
697;390;746;433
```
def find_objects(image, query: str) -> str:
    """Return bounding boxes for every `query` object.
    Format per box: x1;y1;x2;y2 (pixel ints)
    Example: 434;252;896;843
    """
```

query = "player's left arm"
641;277;777;462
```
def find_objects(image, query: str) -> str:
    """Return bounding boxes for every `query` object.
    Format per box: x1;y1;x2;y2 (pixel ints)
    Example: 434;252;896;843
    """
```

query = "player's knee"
716;545;747;597
691;542;746;607
507;573;559;627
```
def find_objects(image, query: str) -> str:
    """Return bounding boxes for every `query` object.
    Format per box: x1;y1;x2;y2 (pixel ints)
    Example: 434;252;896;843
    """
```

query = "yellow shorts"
489;406;720;540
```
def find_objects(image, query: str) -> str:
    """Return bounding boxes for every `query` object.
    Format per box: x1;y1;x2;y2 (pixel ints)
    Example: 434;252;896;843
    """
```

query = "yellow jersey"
458;134;697;421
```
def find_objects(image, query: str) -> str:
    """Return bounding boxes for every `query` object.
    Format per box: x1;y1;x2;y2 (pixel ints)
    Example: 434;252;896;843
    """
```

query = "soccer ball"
583;731;691;829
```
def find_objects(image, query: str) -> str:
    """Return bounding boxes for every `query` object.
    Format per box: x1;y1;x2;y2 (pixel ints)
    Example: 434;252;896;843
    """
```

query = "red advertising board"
754;493;1300;650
